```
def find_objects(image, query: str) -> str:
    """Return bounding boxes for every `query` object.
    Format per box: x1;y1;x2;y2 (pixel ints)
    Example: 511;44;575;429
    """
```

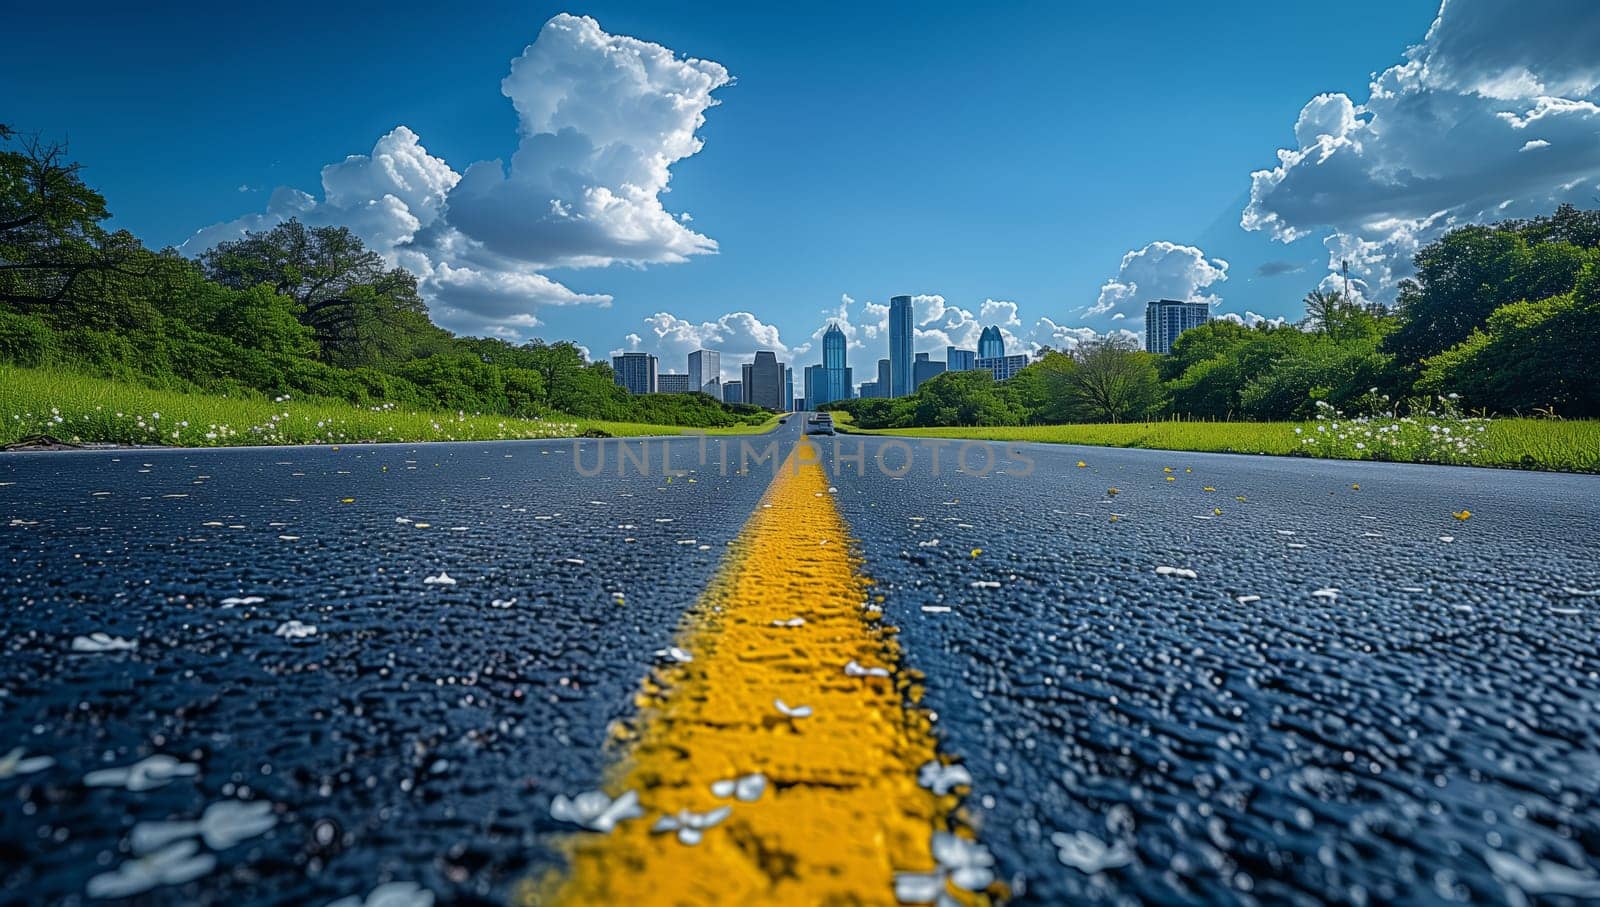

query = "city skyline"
14;2;1584;379
615;302;1072;406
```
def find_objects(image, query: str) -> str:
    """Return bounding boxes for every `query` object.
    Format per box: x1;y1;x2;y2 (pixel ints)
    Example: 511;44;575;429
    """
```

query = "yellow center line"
524;441;987;905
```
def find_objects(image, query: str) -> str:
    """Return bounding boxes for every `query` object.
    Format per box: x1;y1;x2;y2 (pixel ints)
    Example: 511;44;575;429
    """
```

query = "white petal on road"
775;698;813;718
1484;850;1600;898
274;620;318;641
422;572;457;585
650;806;732;845
218;596;265;607
0;747;53;779
199;800;277;849
917;761;973;795
84;755;198;791
1311;588;1340;600
550;789;644;833
87;840;216;899
893;871;946;903
1050;830;1134;874
324;881;436;907
654;646;693;664
71;632;138;653
1155;566;1198;579
844;660;891;679
711;772;767;802
931;831;996;891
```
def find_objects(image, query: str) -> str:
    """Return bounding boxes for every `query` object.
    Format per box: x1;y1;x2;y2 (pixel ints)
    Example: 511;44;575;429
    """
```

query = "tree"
1421;270;1600;417
1009;350;1088;424
1385;225;1593;366
0;127;176;319
1064;337;1164;422
908;370;1021;426
199;220;438;366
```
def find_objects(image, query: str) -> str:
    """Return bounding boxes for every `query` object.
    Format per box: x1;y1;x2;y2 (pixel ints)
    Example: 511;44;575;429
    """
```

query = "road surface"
2;421;1598;905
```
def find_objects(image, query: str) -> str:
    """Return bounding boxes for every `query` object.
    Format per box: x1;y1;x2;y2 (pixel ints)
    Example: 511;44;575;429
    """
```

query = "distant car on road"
805;413;835;436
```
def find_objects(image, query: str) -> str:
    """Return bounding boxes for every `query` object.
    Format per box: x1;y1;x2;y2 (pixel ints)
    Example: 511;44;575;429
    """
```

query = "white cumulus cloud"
1088;241;1229;319
1241;0;1600;300
182;14;728;342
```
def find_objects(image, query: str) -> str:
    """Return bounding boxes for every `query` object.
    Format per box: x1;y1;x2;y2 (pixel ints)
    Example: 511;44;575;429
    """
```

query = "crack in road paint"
528;442;992;905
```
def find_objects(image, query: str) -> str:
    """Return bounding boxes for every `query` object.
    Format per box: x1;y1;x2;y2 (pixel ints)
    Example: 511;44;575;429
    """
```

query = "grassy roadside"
0;366;780;449
844;419;1600;473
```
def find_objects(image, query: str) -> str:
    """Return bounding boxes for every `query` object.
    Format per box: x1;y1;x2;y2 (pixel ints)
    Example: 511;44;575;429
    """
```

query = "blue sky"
8;0;1598;379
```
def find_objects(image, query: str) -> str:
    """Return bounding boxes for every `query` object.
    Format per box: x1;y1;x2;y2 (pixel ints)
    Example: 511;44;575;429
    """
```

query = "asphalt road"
2;422;1599;905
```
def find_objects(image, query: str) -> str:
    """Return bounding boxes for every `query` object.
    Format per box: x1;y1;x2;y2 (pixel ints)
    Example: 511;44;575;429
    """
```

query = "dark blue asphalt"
2;425;1599;905
821;434;1600;905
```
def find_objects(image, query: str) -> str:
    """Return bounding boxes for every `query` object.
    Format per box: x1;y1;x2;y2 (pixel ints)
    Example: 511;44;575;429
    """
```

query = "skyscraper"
912;352;945;391
1144;299;1211;354
946;347;976;372
889;295;913;397
749;351;785;410
976;353;1030;382
803;364;828;411
820;323;852;405
877;358;891;393
722;381;743;404
977;326;1005;361
656;373;692;393
688;349;721;395
784;366;795;412
741;362;753;403
610;352;657;395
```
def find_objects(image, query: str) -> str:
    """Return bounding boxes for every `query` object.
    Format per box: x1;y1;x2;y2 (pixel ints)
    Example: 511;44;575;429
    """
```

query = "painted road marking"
529;442;988;905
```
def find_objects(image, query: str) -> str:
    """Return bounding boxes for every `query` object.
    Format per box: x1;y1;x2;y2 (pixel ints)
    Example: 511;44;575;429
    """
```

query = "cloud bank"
1242;0;1600;300
183;14;730;339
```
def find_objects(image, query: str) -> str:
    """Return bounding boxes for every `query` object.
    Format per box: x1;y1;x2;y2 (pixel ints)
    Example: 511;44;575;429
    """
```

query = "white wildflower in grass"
1294;391;1490;466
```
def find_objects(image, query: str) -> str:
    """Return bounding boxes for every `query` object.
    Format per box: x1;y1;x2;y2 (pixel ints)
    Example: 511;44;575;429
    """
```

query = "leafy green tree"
908;369;1021;426
0;127;180;325
1008;350;1091;423
199;220;440;366
1064;336;1164;422
1421;269;1600;417
1386;226;1592;365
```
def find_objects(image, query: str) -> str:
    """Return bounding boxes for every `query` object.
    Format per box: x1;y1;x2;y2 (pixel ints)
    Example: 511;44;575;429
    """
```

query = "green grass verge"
0;366;779;448
851;419;1600;473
